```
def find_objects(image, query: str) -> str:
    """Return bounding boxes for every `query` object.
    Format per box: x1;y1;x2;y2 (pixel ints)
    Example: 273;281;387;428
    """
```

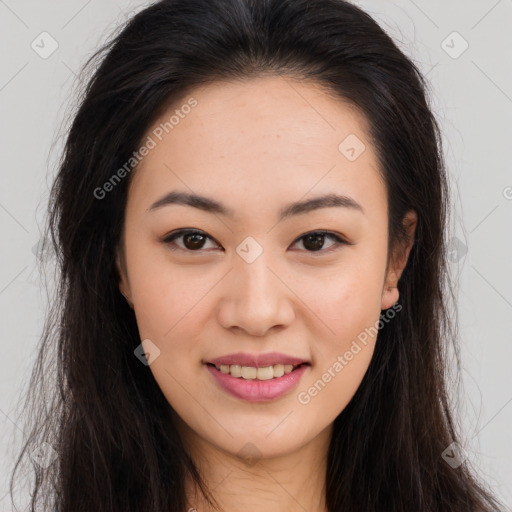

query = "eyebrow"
147;191;364;220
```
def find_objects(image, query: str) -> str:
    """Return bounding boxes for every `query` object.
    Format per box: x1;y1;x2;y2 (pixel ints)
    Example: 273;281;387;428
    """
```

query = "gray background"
1;0;511;509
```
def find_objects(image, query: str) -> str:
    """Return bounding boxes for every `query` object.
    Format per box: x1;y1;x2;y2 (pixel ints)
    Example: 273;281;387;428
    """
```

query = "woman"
10;0;505;510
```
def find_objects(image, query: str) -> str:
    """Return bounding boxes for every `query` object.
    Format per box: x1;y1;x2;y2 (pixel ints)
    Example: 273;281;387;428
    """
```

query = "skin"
116;74;416;512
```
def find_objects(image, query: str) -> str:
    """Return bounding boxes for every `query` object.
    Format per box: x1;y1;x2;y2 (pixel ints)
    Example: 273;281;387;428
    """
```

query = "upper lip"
205;352;310;368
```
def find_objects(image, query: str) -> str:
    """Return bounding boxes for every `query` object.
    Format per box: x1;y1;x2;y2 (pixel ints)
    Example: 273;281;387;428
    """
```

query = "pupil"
303;233;324;251
184;233;205;250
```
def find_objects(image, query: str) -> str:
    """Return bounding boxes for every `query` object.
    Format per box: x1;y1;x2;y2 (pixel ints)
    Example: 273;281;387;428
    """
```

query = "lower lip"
205;363;309;402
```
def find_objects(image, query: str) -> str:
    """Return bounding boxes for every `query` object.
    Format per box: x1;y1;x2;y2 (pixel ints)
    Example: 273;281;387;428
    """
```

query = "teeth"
241;366;257;379
216;363;299;380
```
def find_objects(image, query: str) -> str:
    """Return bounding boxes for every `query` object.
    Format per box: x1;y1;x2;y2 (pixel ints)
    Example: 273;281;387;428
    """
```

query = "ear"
115;248;134;309
381;210;417;310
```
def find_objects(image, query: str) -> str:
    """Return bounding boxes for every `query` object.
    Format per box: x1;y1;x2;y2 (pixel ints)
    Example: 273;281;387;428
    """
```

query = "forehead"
127;75;386;222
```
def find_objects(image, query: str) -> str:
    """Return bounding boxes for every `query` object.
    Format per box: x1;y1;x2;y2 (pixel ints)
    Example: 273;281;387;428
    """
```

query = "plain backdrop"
1;0;511;509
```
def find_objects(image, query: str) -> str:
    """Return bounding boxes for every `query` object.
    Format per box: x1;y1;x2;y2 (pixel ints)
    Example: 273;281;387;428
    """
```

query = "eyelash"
162;229;350;255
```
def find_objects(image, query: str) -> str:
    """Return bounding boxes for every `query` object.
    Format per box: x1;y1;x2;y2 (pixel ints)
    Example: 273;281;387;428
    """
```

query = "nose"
216;250;296;337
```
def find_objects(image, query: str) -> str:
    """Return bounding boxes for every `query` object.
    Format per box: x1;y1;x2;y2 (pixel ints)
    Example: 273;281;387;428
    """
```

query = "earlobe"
381;284;399;311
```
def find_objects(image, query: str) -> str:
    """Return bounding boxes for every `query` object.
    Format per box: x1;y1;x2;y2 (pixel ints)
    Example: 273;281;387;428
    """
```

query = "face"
116;75;416;461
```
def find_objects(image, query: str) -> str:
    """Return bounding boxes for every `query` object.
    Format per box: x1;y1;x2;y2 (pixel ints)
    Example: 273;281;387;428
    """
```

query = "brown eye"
292;231;347;253
163;230;219;252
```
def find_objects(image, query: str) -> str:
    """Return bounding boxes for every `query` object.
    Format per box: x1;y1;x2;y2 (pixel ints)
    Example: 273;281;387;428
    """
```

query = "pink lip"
206;351;309;368
205;363;309;402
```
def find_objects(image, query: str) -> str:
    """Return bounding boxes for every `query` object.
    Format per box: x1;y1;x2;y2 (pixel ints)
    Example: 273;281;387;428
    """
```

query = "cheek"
130;269;211;416
127;242;213;341
295;266;383;406
291;291;379;426
315;272;379;316
306;264;384;344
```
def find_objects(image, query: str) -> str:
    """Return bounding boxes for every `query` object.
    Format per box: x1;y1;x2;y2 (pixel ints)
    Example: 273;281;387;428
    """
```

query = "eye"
163;229;350;254
163;229;220;252
290;231;348;254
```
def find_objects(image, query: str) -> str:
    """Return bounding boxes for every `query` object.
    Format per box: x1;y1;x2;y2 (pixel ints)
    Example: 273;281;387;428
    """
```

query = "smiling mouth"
206;362;309;380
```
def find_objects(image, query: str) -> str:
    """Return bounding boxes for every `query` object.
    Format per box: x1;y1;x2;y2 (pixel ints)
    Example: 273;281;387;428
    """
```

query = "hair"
9;0;505;511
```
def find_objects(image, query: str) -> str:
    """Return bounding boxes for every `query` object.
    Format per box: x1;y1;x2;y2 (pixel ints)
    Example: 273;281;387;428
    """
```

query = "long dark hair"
10;0;505;510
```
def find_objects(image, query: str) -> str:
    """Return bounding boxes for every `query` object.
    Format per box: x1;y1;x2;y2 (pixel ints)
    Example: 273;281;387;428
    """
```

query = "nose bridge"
234;241;279;306
218;236;295;334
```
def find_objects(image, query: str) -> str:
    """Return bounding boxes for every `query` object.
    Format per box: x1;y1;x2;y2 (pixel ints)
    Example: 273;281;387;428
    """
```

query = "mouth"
205;362;310;381
205;361;310;402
